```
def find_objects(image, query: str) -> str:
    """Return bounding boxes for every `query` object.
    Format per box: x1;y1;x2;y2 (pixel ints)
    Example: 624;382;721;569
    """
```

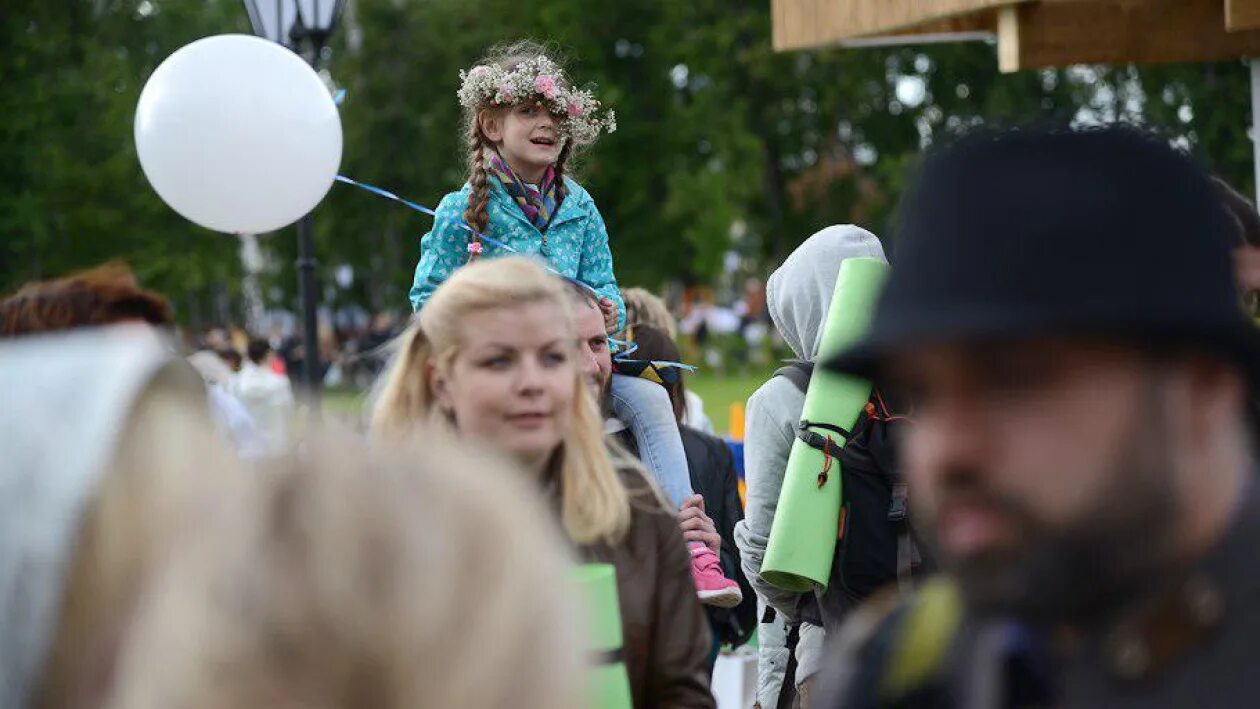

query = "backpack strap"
778;361;853;479
795;421;849;489
776;623;802;709
798;418;851;440
889;482;921;593
896;531;915;594
889;481;911;591
774;361;815;395
795;421;849;456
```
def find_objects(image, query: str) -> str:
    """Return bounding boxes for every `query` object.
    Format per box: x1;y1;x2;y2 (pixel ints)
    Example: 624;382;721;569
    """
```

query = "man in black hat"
816;125;1260;708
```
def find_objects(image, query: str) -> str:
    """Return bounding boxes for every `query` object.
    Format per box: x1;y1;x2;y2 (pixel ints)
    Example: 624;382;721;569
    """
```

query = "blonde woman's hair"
371;257;630;546
105;430;587;709
622;287;676;338
37;373;234;709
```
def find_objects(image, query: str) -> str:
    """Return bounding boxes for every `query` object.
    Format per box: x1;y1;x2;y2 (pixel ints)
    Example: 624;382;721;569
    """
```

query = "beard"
930;382;1181;626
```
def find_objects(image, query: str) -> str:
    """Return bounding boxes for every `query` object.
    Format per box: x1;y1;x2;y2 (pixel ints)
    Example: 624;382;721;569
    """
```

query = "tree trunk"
761;135;787;264
239;233;266;334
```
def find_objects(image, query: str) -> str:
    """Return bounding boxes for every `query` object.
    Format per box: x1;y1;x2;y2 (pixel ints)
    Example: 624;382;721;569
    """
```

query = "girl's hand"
678;494;721;554
598;297;618;333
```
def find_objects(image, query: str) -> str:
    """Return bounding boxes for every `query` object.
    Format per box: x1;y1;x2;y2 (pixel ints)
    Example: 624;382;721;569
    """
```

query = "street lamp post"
242;0;347;403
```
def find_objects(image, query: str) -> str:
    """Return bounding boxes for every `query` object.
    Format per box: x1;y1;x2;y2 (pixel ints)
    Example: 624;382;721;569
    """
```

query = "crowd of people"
189;308;401;392
7;38;1260;709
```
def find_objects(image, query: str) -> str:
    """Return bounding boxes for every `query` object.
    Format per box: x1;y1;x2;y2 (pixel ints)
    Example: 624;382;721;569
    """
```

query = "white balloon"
135;34;343;234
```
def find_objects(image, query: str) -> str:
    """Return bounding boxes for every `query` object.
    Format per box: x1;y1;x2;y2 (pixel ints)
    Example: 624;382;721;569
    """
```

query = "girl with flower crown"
409;41;740;606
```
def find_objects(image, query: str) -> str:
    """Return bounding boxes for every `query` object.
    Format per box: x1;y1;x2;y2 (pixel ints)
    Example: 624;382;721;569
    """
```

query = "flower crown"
458;55;617;145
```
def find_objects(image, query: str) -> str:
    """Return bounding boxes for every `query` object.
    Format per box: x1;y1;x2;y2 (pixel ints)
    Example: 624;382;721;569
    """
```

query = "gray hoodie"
733;225;886;702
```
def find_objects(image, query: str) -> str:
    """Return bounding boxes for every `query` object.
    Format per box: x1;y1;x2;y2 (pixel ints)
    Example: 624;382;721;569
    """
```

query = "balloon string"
616;359;698;371
654;361;697;371
605;339;696;369
608;338;638;357
335;175;442;221
333;175;601;300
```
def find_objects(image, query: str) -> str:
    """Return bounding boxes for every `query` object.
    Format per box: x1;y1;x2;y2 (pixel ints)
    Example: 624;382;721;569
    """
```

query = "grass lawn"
324;386;369;421
323;366;778;438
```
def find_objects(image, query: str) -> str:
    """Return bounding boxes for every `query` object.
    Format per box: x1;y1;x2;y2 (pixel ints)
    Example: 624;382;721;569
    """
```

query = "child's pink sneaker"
690;544;742;608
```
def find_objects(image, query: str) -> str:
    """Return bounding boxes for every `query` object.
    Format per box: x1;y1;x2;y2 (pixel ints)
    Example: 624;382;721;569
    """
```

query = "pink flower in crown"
534;75;559;100
498;83;514;103
468;65;491;80
567;101;584;117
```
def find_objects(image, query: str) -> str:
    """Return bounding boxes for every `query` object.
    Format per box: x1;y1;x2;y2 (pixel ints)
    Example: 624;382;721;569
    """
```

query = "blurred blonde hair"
106;431;586;709
622;287;676;338
37;371;232;709
371;257;630;546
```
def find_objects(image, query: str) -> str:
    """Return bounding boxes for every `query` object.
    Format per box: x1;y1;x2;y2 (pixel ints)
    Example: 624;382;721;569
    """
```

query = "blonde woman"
373;257;715;708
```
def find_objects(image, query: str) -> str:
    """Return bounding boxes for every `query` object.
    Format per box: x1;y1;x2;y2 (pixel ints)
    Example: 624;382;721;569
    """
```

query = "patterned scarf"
486;151;561;232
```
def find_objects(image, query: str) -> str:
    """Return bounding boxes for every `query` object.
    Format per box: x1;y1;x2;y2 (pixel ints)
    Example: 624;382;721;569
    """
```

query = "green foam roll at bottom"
589;663;634;709
573;564;633;709
761;257;889;593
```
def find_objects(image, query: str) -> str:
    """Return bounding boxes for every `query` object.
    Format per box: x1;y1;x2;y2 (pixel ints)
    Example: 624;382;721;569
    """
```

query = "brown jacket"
576;469;716;708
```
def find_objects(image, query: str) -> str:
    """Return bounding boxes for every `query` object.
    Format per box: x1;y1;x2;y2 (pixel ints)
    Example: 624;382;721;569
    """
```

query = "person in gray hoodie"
734;225;887;707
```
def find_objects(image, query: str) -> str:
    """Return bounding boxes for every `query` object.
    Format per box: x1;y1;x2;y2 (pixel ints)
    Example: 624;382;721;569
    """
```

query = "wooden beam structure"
1227;0;1260;30
769;0;1260;208
772;0;1019;52
998;0;1260;72
774;0;1260;71
853;10;998;43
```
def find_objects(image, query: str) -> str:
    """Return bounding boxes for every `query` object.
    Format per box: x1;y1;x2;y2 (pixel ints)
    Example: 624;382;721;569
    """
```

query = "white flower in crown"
458;55;617;145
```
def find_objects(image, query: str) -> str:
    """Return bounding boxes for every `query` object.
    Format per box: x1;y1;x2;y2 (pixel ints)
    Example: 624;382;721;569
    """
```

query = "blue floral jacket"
409;176;625;330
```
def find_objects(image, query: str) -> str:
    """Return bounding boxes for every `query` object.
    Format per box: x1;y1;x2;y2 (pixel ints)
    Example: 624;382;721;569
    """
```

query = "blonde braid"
463;118;492;262
552;139;573;206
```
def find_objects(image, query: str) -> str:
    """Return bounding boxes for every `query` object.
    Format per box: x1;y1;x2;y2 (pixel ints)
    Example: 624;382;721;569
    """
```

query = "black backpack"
773;361;931;635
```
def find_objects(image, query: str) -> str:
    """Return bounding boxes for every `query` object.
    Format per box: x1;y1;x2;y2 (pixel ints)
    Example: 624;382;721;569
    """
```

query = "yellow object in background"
728;402;745;440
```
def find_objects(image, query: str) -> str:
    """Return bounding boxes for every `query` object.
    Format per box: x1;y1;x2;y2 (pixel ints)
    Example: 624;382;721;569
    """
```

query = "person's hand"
598;297;618;333
678;494;720;554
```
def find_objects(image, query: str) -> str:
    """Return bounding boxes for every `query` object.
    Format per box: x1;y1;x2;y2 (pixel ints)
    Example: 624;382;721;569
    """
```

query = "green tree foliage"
2;0;251;322
3;0;1253;320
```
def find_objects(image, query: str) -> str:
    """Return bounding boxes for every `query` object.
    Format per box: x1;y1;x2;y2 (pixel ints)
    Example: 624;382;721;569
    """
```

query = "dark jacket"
571;466;716;709
818;480;1260;709
614;426;758;650
680;426;758;648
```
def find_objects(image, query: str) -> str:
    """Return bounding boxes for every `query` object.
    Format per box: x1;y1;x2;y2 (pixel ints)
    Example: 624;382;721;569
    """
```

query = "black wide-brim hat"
826;126;1260;380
